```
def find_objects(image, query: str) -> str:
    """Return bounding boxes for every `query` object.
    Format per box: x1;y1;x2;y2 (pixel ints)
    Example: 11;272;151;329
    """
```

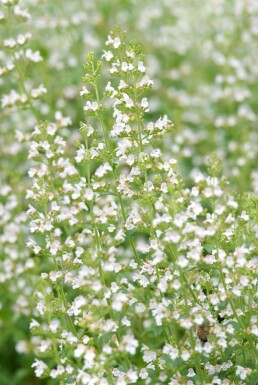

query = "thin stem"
182;291;205;384
83;107;131;369
16;61;40;124
91;65;141;266
133;70;143;153
46;315;65;385
218;264;257;361
52;253;78;338
44;155;78;339
168;244;200;305
189;331;205;384
5;9;40;124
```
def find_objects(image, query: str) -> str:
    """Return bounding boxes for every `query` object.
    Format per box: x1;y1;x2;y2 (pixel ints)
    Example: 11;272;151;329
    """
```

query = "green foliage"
1;1;258;385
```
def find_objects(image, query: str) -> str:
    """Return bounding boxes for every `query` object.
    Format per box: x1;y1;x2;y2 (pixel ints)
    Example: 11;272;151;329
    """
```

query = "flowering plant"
1;2;258;385
26;28;258;385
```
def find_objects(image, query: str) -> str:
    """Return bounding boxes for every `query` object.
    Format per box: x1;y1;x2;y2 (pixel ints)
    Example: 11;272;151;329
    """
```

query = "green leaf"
152;326;163;337
98;331;115;349
246;371;258;385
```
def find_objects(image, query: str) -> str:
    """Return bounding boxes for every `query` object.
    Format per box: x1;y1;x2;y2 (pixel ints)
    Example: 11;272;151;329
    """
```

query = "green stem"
46;314;65;385
16;61;40;124
168;244;200;305
91;68;141;266
218;265;257;362
133;72;143;153
83;107;131;368
189;330;205;384
52;253;78;338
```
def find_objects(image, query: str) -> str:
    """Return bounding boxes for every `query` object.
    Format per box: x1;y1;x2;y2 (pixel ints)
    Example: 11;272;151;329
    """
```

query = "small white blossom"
32;359;48;377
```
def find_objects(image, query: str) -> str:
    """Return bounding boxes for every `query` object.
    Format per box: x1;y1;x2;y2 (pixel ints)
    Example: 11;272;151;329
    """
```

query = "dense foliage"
0;1;257;385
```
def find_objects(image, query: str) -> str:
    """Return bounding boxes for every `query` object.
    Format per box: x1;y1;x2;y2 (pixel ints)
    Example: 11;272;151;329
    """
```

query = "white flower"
31;84;47;98
143;349;156;363
240;210;249;221
80;86;90;96
236;366;250;380
49;319;61;333
158;277;168;293
46;123;57;135
115;229;125;242
16;340;29;354
160;182;168;193
163;344;179;360
138;75;154;87
139;368;148;379
25;49;43;62
32;359;48;377
84;101;99;111
121;316;131;326
106;35;121;49
30;319;40;329
95;162;112;178
138;61;146;72
126;154;135;165
122;333;139;354
251;325;258;336
187;369;196;378
49;271;62;282
74;344;87;358
118;80;128;90
121;61;134;72
36;301;46;315
122;93;134;108
14;5;31;20
50;365;65;378
75;146;85;163
135;303;146;313
177;255;188;268
1;90;20;108
102;50;114;61
113;36;121;48
127;370;138;383
169;379;180;385
4;38;16;48
181;350;190;361
138;274;149;287
105;81;117;97
141;97;149;110
180;318;193;329
85;188;94;201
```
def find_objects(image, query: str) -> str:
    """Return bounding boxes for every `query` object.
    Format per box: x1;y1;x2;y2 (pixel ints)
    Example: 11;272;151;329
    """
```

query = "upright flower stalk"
26;29;258;385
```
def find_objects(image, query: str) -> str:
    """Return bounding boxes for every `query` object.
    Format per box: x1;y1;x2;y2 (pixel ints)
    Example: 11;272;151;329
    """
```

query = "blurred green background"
0;0;258;383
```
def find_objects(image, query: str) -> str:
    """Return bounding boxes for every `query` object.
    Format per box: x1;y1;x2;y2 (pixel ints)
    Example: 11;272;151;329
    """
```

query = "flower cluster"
0;2;45;379
1;1;258;384
26;29;258;385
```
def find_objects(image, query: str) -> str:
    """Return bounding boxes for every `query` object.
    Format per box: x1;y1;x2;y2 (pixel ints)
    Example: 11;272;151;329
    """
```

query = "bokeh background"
1;0;258;383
